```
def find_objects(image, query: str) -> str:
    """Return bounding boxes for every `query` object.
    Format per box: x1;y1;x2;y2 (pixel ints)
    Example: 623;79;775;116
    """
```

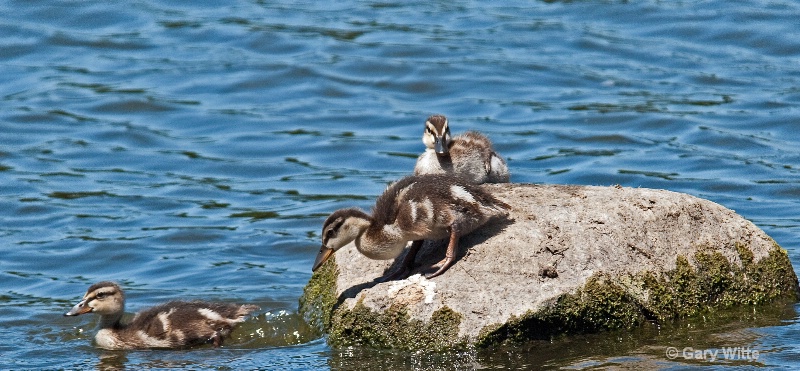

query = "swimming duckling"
64;281;258;350
414;114;510;184
312;174;510;280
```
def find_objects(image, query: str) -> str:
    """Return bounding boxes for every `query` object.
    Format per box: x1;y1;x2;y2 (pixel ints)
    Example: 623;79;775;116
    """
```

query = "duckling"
414;114;510;184
312;174;510;280
64;281;259;350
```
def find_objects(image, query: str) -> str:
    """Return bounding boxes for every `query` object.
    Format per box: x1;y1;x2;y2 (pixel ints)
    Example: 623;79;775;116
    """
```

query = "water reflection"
97;352;127;371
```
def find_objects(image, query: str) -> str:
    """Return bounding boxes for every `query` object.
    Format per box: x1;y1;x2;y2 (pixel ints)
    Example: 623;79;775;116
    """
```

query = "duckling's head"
422;114;451;155
312;208;371;272
64;281;125;318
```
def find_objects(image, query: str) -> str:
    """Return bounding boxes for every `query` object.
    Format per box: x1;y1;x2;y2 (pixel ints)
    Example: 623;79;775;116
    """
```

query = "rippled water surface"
3;0;800;369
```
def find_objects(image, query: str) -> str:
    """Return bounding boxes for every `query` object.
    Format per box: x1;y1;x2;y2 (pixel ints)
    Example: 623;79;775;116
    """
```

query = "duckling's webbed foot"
425;228;459;279
381;240;423;281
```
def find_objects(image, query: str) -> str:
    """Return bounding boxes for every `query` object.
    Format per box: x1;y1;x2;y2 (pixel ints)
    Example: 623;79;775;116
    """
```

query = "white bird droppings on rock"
387;274;437;304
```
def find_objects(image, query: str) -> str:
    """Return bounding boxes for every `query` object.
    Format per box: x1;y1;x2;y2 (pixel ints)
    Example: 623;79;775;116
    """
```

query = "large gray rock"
300;184;799;350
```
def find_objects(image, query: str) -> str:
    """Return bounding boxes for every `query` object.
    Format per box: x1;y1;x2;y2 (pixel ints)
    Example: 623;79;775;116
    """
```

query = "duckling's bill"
434;136;448;154
312;245;335;272
64;300;92;316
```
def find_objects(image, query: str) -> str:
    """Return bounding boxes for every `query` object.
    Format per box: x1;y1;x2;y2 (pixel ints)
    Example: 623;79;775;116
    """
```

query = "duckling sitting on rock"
312;174;510;280
414;114;510;184
64;281;258;350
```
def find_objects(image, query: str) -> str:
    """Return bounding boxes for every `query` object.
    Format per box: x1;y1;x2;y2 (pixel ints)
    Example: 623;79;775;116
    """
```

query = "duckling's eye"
325;229;336;240
96;293;106;299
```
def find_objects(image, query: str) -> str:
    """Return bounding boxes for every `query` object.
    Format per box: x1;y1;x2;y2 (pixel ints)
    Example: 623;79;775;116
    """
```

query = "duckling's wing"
439;178;511;234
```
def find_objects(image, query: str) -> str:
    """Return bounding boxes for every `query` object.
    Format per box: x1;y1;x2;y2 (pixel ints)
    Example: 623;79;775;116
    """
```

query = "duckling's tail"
236;304;260;320
479;192;511;216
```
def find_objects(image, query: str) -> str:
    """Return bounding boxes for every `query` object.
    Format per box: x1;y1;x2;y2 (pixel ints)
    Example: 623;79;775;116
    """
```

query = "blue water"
2;0;800;369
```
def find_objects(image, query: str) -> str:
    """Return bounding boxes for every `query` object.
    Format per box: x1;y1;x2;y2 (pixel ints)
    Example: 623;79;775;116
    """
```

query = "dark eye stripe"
323;217;345;241
331;217;344;232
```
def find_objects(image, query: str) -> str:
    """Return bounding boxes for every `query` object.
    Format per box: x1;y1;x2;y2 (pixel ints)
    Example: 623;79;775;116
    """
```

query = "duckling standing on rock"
64;281;259;350
414;114;510;184
312;174;510;280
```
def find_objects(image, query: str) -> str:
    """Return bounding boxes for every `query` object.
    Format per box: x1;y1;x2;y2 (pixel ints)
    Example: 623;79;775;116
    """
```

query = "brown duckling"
414;114;510;184
312;174;510;280
64;281;258;350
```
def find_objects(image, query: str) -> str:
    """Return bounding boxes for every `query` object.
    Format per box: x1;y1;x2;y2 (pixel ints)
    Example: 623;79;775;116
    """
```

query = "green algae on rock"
329;302;466;351
299;255;338;334
636;243;799;320
476;243;799;347
300;183;799;351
